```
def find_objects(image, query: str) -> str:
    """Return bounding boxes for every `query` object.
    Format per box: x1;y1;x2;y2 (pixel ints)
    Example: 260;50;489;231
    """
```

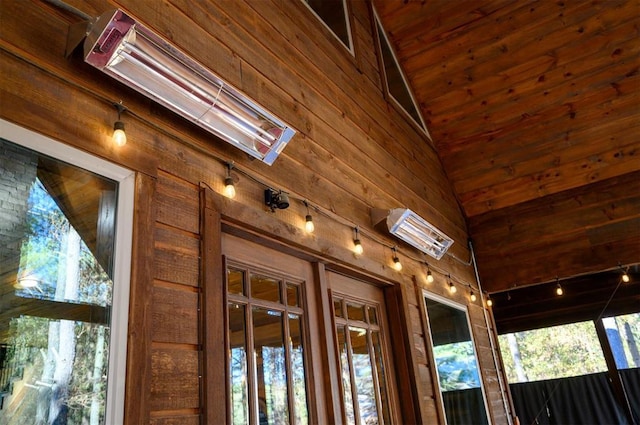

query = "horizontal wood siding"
0;0;507;423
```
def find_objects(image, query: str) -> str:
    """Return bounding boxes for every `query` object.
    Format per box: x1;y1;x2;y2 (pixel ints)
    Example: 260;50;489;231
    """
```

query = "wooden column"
199;185;226;424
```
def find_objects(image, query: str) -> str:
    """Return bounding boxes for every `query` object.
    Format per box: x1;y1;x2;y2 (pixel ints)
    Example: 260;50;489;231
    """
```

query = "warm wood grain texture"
470;171;640;292
199;187;226;425
123;172;156;425
1;0;499;423
374;0;640;296
150;347;200;411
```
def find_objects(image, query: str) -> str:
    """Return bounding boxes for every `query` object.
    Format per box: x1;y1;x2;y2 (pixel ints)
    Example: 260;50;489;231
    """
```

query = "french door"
326;272;401;425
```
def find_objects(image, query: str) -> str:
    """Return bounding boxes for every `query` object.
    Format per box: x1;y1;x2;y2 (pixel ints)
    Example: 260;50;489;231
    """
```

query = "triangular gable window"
374;11;429;136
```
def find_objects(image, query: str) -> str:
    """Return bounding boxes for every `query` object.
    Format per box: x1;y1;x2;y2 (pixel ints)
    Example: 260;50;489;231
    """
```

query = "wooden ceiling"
374;0;640;294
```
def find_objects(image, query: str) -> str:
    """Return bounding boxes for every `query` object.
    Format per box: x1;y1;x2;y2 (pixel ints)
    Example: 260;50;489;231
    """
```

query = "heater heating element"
81;9;295;165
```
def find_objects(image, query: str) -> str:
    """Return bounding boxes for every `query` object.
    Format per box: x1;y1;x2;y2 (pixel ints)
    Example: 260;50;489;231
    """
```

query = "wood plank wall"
0;0;509;423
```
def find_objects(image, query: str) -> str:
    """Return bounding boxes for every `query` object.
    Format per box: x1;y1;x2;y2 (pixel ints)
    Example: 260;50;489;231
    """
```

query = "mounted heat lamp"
371;208;454;260
68;9;295;165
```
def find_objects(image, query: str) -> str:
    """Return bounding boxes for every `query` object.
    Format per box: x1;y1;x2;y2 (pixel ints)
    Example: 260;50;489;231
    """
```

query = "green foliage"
498;321;608;383
433;341;482;391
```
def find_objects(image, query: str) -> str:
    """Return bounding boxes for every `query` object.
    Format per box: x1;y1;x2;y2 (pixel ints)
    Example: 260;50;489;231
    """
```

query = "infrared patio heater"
68;9;296;165
371;208;454;260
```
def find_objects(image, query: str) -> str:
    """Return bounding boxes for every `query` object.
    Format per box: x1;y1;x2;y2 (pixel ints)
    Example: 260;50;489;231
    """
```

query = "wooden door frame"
200;186;421;424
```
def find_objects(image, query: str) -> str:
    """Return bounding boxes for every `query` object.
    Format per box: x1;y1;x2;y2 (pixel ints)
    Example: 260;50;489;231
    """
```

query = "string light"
392;247;402;271
620;265;630;283
448;275;457;293
426;263;434;283
223;162;236;199
112;101;127;146
353;227;363;255
303;200;314;233
152;120;630;303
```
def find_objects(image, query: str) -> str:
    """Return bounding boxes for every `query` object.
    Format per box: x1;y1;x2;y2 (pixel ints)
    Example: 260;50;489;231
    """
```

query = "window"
498;321;608;383
333;296;392;425
423;294;489;425
301;0;353;52
227;265;309;424
0;120;134;424
374;10;429;135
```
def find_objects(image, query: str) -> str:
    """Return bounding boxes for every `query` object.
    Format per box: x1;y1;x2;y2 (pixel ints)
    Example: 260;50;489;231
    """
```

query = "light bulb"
622;272;630;283
426;270;434;283
486;297;493;307
393;256;402;271
223;177;236;199
112;121;127;146
449;282;457;293
305;214;314;233
470;292;477;302
556;283;563;296
353;239;363;255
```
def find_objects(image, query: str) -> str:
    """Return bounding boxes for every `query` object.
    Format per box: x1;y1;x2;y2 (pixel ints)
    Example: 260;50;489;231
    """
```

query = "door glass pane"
286;283;300;307
253;307;289;424
337;325;356;425
347;303;365;322
424;296;489;425
228;269;245;296
229;303;249;424
1;138;119;424
289;314;309;424
334;299;344;318
368;306;378;326
350;327;378;425
251;274;281;303
372;331;391;425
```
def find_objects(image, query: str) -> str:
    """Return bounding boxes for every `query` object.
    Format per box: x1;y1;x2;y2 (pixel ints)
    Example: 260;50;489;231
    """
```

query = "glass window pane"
253;307;289;424
603;313;640;369
425;297;488;425
337;325;356;425
250;274;281;303
376;17;425;130
229;303;249;424
302;0;351;50
228;269;245;296
372;331;391;424
347;303;365;322
349;327;378;425
368;306;378;326
289;314;309;424
498;321;608;383
334;299;343;318
1;138;120;424
286;283;300;307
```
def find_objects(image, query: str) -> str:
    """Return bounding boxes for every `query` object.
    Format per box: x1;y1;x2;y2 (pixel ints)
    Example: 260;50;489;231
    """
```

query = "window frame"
421;291;491;425
300;0;355;55
0;118;135;424
372;7;431;139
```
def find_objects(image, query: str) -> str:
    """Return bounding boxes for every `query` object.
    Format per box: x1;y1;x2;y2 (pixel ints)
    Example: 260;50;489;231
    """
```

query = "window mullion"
344;322;361;425
367;329;385;425
245;292;259;425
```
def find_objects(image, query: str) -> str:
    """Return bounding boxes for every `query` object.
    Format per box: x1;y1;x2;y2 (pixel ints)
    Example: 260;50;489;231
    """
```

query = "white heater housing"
81;9;295;165
371;208;454;260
